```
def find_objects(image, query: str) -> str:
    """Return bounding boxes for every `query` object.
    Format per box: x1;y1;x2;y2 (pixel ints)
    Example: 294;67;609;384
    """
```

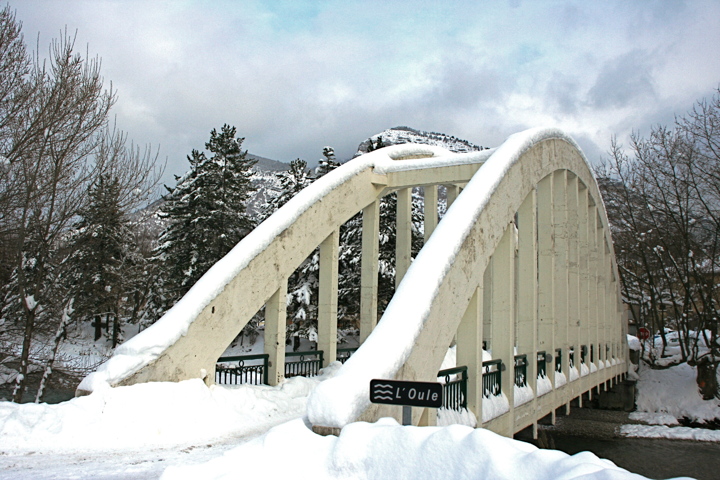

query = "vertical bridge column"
424;185;438;243
490;221;516;435
396;188;412;288
567;174;580;394
318;229;339;367
265;279;288;386
456;286;483;423
516;188;538;435
360;200;379;343
553;170;570;411
588;202;600;391
537;175;556;411
577;182;590;397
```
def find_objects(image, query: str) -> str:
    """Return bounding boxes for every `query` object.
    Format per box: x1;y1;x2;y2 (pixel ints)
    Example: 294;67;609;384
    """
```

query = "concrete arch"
78;127;627;440
307;129;626;435
78;142;490;393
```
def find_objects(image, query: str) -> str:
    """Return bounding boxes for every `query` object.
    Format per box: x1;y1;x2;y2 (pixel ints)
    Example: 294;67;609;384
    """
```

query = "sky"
10;0;720;185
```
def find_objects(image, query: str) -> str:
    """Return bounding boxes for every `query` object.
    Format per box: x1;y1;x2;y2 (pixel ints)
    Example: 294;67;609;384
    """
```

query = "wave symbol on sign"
372;383;394;400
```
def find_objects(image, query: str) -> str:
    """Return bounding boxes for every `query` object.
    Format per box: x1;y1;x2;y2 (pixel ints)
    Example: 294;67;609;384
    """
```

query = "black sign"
370;379;443;408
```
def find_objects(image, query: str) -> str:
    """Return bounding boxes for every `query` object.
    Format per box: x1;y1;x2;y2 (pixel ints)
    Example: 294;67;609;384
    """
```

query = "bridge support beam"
446;184;460;208
318;229;339;368
265;279;288;386
396;188;412;288
516;188;538;436
537;173;556;421
553;170;570;411
424;185;438;242
489;222;515;435
360;200;379;343
457;286;483;420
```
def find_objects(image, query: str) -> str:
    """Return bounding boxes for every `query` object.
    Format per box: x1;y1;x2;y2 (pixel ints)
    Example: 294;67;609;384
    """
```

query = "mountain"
354;126;487;157
248;154;289;172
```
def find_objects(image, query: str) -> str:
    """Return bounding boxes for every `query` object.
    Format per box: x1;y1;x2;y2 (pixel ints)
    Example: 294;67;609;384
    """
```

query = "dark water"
550;434;719;480
515;410;720;480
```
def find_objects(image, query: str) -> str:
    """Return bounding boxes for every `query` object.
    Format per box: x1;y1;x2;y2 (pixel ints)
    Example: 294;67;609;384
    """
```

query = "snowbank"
633;362;720;423
0;364;340;453
161;417;652;480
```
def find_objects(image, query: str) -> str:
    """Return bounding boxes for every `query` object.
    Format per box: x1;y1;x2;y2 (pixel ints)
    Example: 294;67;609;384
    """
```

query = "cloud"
8;0;720;180
587;50;658;109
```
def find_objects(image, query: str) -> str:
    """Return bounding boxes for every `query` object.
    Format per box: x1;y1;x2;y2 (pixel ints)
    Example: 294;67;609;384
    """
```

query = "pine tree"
64;175;139;347
262;158;311;218
151;125;257;317
315;146;340;178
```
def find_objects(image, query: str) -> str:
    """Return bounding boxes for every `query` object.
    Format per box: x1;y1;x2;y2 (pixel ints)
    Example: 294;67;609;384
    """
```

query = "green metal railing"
337;347;357;364
569;347;575;369
555;348;562;373
514;354;528;387
438;366;468;410
482;359;502;397
285;350;324;377
537;351;547;378
216;354;269;385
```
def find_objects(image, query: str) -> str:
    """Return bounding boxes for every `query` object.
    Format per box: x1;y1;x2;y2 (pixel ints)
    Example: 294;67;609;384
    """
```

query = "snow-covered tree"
64;175;141;347
151;124;257;318
598;88;720;399
315;146;340;178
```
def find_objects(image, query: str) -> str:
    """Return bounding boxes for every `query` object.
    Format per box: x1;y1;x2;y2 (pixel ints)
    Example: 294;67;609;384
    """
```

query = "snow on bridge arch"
78;128;627;438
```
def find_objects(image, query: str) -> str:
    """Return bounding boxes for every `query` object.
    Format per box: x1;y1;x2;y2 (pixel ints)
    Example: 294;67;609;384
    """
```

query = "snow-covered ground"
0;355;703;480
619;362;720;443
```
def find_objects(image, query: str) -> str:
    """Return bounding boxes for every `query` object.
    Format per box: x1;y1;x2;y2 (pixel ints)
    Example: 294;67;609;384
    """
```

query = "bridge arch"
78;128;627;439
307;129;626;436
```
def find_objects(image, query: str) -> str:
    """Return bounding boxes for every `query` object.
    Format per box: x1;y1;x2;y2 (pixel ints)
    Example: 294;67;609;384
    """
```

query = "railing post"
456;286;483;419
264;280;288;386
396;188;412;288
445;184;460;209
517;187;538;436
360;199;379;343
490;221;515;434
318;229;339;368
567;174;580;387
553;170;570;408
537;174;556;400
424;185;438;243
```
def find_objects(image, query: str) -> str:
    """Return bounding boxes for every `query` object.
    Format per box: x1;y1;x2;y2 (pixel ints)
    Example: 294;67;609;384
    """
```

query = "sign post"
369;379;443;426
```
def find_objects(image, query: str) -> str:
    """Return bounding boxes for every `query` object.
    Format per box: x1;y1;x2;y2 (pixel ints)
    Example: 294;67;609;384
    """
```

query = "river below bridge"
515;408;720;480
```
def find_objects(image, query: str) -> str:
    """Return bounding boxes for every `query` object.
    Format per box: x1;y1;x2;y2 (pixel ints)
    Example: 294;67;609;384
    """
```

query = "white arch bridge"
79;127;628;438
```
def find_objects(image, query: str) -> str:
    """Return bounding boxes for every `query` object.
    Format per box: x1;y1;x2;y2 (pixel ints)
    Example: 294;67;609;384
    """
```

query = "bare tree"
598;88;720;399
0;7;162;402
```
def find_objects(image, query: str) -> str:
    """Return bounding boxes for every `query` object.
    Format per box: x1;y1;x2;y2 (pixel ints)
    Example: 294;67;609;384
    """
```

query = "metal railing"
438;366;468;410
580;345;587;364
285;350;324;378
337;347;357;364
216;354;269;385
555;348;562;373
514;354;528;387
482;359;502;397
537;351;547;378
569;347;575;369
